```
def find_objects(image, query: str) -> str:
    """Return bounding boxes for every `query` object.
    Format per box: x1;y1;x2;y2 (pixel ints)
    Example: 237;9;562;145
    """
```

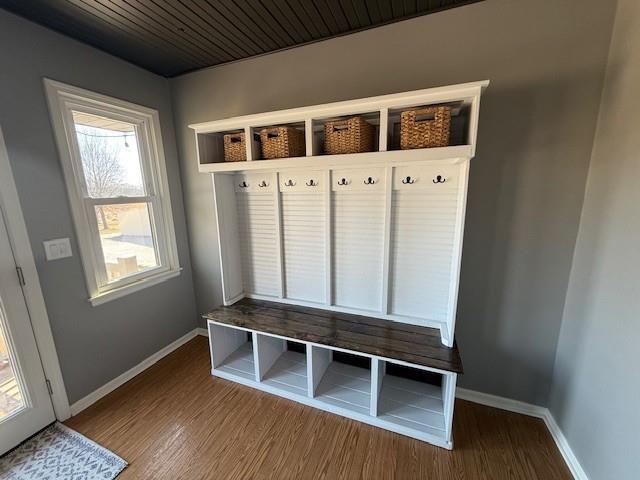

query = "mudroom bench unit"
204;299;462;449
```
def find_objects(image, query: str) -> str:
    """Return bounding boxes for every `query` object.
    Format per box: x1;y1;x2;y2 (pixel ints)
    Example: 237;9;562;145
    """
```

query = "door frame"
0;126;70;420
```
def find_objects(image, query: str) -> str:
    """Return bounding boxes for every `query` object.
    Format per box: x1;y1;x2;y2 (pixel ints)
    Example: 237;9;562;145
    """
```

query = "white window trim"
44;79;181;306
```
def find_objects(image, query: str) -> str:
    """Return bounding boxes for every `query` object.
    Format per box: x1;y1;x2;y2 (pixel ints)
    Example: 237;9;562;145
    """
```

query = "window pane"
73;111;145;198
95;203;159;282
0;308;25;420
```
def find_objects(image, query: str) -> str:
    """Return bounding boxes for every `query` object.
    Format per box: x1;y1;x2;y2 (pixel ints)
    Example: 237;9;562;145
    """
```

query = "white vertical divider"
244;126;256;161
305;118;314;156
444;160;470;346
370;358;385;416
324;169;332;306
307;345;332;397
380;166;394;314
442;372;458;442
378;108;388;151
254;333;286;382
274;172;285;298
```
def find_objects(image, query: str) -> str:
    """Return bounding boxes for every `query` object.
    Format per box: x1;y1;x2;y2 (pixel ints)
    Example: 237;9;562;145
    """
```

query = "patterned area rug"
0;422;127;479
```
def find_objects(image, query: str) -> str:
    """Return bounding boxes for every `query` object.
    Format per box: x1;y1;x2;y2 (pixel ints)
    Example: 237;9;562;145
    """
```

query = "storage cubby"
196;130;260;165
312;348;372;416
374;359;454;442
311;111;380;156
250;122;306;161
386;101;471;151
208;323;255;381
255;335;308;396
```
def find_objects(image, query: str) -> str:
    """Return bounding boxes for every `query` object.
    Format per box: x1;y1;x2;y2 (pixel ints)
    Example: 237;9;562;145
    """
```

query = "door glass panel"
72;111;145;198
0;305;25;420
95;202;160;282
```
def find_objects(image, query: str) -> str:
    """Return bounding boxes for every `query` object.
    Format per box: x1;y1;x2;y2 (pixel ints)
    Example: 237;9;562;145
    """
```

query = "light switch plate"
43;238;72;261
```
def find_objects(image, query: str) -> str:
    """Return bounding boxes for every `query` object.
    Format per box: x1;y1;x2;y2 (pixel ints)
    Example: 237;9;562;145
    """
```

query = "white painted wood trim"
43;79;181;305
456;388;588;480
69;328;200;416
190;81;489;133
380;166;393;314
0;128;71;421
197;145;472;173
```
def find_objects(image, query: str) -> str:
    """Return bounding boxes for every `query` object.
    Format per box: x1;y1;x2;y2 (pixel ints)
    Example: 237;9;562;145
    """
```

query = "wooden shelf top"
203;298;463;374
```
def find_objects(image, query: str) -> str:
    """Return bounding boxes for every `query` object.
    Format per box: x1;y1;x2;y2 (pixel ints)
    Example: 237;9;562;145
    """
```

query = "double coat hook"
363;177;376;185
284;179;296;187
239;180;249;188
306;179;318;187
401;176;415;184
433;175;446;184
337;178;349;186
258;180;268;187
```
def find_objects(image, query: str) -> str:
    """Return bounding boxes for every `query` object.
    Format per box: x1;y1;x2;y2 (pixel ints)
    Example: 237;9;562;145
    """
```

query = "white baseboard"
456;387;587;480
196;327;208;337
69;328;200;416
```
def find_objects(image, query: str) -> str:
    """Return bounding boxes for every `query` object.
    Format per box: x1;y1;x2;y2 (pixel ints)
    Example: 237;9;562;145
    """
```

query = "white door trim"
0;127;71;421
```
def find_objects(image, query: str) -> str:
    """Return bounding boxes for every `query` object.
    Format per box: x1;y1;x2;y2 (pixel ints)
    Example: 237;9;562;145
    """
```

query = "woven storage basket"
324;116;375;155
223;132;247;162
260;127;305;159
400;106;451;149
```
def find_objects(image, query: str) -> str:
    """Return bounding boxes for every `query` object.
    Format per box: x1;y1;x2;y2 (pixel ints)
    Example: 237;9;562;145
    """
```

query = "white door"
0;205;55;455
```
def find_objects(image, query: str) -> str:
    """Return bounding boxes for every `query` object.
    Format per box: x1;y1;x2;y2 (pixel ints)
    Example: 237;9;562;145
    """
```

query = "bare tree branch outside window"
76;130;126;229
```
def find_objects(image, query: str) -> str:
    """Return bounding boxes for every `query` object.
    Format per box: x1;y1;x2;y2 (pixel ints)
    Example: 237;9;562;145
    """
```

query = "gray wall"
170;0;616;405
0;10;197;404
549;0;640;478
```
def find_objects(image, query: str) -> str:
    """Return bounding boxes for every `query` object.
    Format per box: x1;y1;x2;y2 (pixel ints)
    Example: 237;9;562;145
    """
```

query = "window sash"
46;80;180;302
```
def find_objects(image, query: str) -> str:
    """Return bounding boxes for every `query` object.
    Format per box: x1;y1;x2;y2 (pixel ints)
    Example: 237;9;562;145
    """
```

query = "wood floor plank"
64;337;571;479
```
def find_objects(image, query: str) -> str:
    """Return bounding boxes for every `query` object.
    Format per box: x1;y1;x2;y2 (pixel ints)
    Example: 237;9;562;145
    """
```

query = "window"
45;80;180;305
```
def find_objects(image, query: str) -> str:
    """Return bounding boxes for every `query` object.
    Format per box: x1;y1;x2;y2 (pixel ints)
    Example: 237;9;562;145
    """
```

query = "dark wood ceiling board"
364;0;382;24
316;0;351;32
376;0;393;21
165;0;257;60
294;0;332;38
349;0;371;27
149;0;247;59
241;0;297;46
337;0;361;29
116;0;232;63
190;0;266;56
0;0;189;74
404;0;418;15
214;0;281;51
65;0;213;66
261;0;312;44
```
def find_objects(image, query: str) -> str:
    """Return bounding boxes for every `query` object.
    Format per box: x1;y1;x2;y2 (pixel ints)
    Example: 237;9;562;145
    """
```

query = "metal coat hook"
306;179;318;187
258;180;268;187
284;179;296;187
363;177;376;185
337;178;349;186
401;176;415;184
239;181;249;188
433;175;446;184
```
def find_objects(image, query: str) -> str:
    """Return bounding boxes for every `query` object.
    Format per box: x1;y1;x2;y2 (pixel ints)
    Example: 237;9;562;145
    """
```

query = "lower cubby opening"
377;360;446;438
313;349;372;416
209;324;255;381
257;336;308;396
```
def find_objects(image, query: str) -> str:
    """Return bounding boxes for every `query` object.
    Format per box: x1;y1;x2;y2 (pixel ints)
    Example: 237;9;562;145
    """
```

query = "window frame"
45;79;180;306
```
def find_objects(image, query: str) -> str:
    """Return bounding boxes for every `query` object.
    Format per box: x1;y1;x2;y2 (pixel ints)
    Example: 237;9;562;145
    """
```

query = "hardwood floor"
65;336;571;479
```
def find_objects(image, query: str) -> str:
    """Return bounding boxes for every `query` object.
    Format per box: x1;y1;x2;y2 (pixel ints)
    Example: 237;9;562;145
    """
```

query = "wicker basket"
260;127;305;159
324;116;375;155
400;106;451;149
223;132;247;162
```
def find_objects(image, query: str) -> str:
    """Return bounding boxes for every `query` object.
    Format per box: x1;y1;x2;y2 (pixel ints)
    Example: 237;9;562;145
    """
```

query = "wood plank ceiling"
0;0;480;77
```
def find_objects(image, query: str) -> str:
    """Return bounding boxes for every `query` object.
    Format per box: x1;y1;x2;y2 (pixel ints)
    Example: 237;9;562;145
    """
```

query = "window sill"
89;268;182;307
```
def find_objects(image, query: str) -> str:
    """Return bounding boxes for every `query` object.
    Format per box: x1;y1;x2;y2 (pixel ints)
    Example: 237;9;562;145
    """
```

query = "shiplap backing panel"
389;183;460;323
236;192;280;297
332;192;385;311
281;192;326;303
